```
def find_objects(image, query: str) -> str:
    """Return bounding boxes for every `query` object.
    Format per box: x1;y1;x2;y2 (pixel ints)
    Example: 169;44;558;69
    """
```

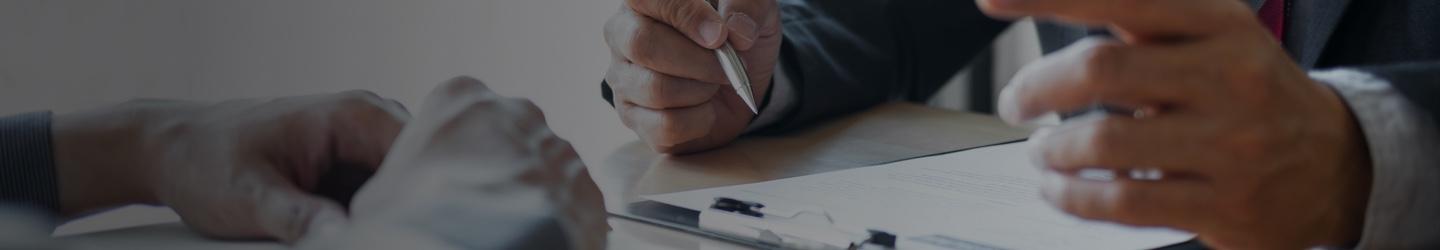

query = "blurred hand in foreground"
978;0;1371;248
54;90;409;242
297;77;607;249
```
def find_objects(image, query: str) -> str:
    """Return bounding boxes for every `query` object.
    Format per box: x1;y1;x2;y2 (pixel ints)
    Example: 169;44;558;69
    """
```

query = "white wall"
0;0;633;161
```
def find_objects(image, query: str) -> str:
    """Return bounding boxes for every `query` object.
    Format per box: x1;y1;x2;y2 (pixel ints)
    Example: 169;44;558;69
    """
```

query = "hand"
604;0;782;154
298;77;607;249
52;91;410;243
978;0;1372;248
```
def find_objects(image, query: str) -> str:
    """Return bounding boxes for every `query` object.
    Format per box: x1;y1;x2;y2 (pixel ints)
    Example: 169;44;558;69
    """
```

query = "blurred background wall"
0;0;1040;161
0;0;633;159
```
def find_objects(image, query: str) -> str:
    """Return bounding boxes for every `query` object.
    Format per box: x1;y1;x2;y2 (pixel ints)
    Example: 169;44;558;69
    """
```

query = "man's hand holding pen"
604;0;782;154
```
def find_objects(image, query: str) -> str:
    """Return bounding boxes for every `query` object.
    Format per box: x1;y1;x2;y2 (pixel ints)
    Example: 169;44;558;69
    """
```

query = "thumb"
253;183;350;244
626;0;727;48
718;0;778;51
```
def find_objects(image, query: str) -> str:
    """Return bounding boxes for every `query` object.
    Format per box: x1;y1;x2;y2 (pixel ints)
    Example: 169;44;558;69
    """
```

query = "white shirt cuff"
745;60;798;133
1312;69;1440;249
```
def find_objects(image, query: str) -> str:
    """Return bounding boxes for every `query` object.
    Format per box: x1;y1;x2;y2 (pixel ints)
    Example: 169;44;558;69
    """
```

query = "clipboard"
617;197;896;250
609;141;1209;250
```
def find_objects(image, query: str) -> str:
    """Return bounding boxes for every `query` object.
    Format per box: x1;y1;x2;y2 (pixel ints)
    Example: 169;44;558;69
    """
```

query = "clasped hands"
53;77;605;249
978;0;1372;248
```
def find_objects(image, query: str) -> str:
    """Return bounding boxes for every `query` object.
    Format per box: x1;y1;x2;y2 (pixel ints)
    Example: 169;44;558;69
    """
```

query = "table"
58;103;1030;249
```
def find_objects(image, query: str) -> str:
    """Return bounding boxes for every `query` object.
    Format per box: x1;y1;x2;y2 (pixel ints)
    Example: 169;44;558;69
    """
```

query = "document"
645;142;1194;250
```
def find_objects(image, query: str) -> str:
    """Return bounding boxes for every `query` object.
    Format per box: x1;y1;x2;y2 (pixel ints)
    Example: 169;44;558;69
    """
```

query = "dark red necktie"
1258;0;1287;39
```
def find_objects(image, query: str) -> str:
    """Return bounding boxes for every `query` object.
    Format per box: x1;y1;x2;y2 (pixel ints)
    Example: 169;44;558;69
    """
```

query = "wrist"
52;100;192;215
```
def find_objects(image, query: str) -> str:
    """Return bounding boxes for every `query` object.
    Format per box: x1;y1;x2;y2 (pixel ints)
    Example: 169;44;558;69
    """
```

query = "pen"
707;0;759;114
717;44;758;114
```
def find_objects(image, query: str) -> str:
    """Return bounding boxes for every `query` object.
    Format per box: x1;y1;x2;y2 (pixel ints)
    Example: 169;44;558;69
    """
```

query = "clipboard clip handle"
703;197;897;250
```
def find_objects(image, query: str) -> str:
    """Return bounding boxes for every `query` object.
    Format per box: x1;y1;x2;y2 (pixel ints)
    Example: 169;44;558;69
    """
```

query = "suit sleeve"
601;0;1011;133
0;112;60;213
1311;62;1440;249
759;0;1010;132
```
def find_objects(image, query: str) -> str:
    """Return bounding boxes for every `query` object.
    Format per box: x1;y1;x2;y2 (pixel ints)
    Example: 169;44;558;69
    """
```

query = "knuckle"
1225;59;1277;104
1084;120;1126;163
650;114;691;144
627;21;659;66
645;73;669;101
1062;191;1102;220
426;76;500;114
439;76;488;95
450;96;504;119
661;0;701;27
1108;184;1147;220
340;89;383;101
1226;58;1270;85
642;75;686;108
546;138;583;164
548;136;576;151
331;90;388;120
504;97;545;117
335;90;386;110
1079;42;1126;86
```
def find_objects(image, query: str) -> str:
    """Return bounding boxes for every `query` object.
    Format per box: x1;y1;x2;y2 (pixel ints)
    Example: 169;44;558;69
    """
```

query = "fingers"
1041;170;1215;230
524;135;586;193
975;0;1254;40
717;0;779;50
249;174;350;243
1029;115;1219;175
606;61;722;109
998;38;1213;124
625;0;727;48
561;170;611;250
423;76;503;112
327;90;410;172
541;136;585;177
616;94;718;149
606;9;729;84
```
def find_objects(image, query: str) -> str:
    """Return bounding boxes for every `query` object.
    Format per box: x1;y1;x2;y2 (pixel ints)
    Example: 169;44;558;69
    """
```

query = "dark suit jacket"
764;0;1439;132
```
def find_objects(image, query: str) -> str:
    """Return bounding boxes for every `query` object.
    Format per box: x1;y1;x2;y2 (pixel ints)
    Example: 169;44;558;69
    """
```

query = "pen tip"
740;94;759;114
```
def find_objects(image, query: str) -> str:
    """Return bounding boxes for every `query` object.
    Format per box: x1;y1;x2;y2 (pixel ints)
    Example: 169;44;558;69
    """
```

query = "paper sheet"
645;142;1194;250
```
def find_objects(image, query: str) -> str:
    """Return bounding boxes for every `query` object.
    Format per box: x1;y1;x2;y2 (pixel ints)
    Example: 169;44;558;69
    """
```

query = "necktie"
1258;0;1287;39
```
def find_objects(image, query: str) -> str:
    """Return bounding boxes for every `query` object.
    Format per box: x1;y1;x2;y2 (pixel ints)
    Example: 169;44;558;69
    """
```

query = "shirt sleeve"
745;61;798;133
1311;69;1440;249
0;111;61;213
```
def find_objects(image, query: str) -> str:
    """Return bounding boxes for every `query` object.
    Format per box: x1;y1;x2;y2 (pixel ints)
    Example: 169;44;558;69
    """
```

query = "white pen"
715;44;758;114
707;0;758;114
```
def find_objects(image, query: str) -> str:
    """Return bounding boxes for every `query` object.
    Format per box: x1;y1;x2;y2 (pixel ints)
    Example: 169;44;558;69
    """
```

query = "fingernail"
1078;169;1117;182
699;20;725;47
726;13;758;48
